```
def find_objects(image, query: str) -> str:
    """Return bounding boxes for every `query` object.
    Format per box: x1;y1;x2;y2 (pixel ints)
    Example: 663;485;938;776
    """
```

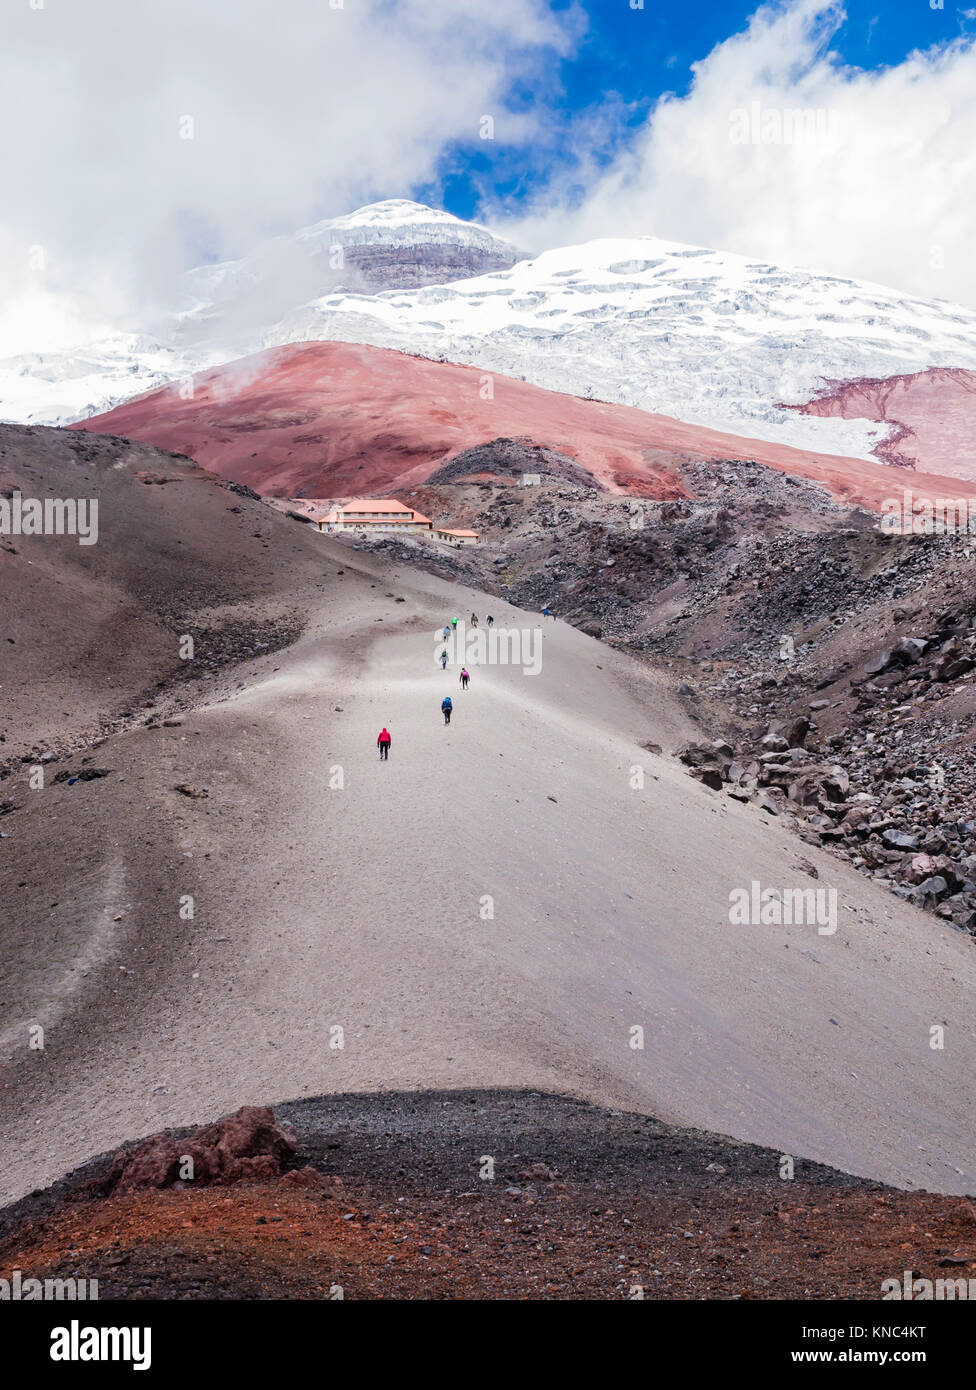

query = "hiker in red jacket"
377;728;391;760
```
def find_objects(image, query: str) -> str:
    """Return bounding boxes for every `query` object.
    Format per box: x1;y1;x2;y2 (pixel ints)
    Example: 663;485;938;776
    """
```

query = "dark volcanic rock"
883;829;919;851
337;242;521;292
428;438;599;489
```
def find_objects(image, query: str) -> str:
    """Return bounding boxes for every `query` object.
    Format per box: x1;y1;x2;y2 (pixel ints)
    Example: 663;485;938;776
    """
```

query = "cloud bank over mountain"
6;0;976;363
0;0;576;353
496;0;976;309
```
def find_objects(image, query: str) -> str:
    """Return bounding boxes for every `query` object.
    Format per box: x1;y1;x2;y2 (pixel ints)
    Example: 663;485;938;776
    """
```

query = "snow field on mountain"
6;203;976;468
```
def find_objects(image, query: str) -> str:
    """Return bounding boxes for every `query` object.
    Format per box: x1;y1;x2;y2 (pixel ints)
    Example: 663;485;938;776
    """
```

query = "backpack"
442;698;452;710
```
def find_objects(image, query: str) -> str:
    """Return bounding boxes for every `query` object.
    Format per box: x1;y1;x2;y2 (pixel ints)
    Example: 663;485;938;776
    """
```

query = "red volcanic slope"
72;342;976;511
788;367;976;482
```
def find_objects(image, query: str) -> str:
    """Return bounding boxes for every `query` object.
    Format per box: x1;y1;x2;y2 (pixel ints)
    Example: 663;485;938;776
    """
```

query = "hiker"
542;606;551;619
470;612;478;628
440;649;448;669
459;668;470;690
442;624;451;642
451;617;459;631
377;727;391;760
441;696;453;725
486;615;494;628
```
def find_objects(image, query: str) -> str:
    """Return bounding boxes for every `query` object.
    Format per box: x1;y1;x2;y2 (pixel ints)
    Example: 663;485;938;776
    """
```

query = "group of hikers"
376;605;557;756
376;613;487;757
439;611;493;667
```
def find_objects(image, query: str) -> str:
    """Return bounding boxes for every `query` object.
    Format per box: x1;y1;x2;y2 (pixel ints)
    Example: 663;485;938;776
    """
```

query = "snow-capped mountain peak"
177;199;523;335
298;198;510;245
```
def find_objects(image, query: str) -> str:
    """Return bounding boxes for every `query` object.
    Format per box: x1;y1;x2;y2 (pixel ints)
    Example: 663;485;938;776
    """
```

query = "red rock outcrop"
786;366;976;481
103;1106;297;1194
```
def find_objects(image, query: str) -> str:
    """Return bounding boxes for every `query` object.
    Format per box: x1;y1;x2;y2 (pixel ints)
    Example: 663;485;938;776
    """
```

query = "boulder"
937;656;975;683
820;767;850;802
865;651;896;676
104;1105;298;1194
677;741;732;773
728;759;759;786
882;829;919;851
787;775;820;808
906;853;937;884
911;875;950;907
677;742;711;768
786;716;812;749
894;637;927;664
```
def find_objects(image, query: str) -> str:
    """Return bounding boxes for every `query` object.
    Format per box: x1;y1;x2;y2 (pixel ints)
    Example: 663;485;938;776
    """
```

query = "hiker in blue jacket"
441;696;453;725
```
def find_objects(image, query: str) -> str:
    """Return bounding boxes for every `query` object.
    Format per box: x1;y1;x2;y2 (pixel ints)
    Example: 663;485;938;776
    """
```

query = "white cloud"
7;0;976;361
495;0;976;309
0;0;578;352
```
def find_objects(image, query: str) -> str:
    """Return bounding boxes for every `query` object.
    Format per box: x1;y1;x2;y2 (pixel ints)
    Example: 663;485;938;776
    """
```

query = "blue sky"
419;0;975;222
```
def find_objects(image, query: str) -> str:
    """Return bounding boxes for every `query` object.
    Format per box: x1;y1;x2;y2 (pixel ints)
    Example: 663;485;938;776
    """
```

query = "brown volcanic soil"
3;1090;975;1300
69;341;976;511
7;427;976;1207
8;421;976;1299
0;423;346;765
